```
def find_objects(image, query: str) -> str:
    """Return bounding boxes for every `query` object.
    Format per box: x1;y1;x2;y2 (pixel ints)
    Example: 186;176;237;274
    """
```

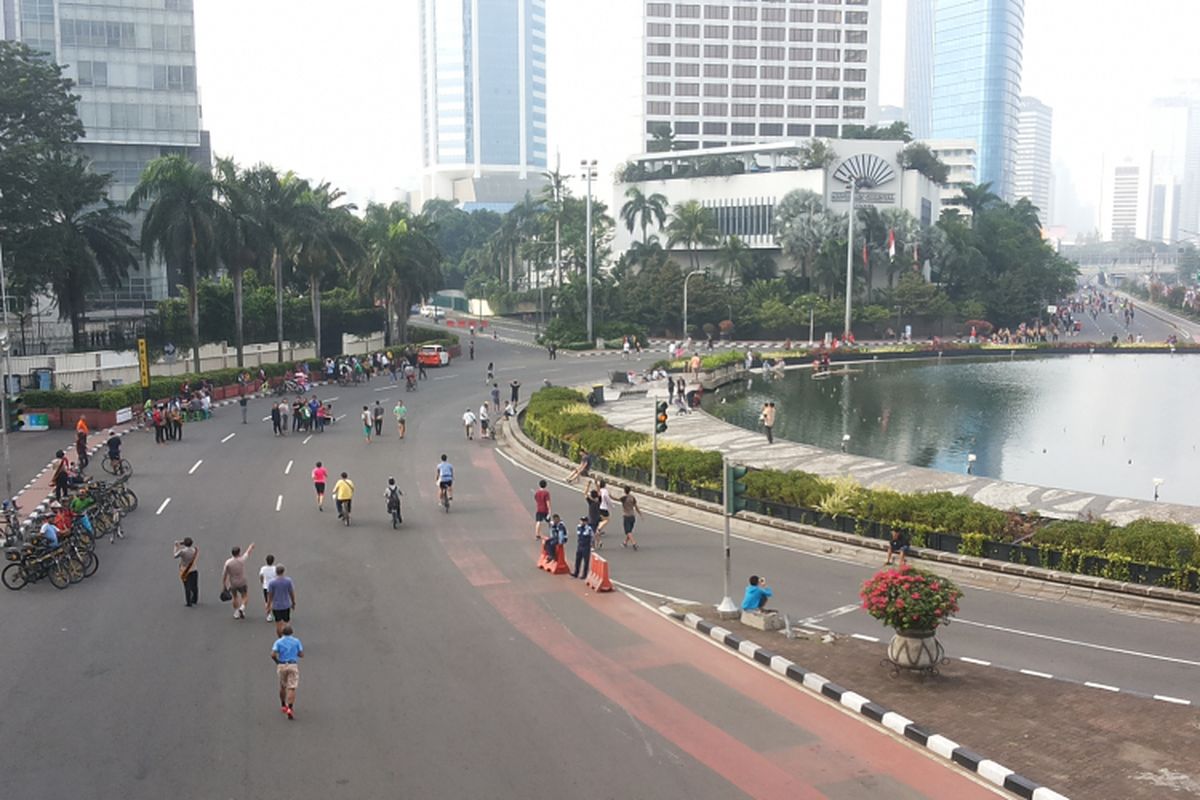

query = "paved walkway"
596;380;1200;528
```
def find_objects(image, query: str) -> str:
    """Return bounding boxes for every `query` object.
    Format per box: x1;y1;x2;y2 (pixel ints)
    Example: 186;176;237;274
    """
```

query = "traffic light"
655;401;669;434
7;395;23;432
725;464;749;514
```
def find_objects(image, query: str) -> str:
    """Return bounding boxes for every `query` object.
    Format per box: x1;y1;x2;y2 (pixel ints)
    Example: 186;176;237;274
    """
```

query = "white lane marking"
221;432;236;443
1154;694;1192;705
188;459;203;475
432;375;456;381
325;396;339;402
155;497;171;515
955;618;1200;668
262;416;271;422
609;579;702;606
1084;681;1119;692
959;656;992;666
373;386;389;392
800;604;859;625
275;494;283;512
1020;668;1053;679
336;414;346;421
285;460;293;475
850;633;879;643
302;435;312;445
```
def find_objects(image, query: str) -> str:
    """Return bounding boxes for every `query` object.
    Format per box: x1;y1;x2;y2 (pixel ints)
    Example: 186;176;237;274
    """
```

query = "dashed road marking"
155;497;171;515
325;396;339;402
262;416;271;422
850;633;879;643
960;656;992;666
188;460;203;475
956;618;1200;668
1154;694;1192;705
336;414;346;421
285;460;293;475
275;494;283;512
220;432;236;443
1085;681;1119;692
1019;668;1053;679
302;435;312;445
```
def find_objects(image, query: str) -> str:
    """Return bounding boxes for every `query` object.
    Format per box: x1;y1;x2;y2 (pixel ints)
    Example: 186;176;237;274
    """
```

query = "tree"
288;181;363;360
953;182;1001;225
842;122;913;142
775;189;839;285
21;157;138;349
899;142;950;184
796;138;838;170
213;158;270;367
619;186;668;244
243;166;306;362
646;123;676;153
666;200;718;271
539;167;571;286
713;235;752;286
128;155;226;373
358;203;442;345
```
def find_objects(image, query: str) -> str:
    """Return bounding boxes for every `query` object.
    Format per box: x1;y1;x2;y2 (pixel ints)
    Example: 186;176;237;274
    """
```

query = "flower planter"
885;629;945;676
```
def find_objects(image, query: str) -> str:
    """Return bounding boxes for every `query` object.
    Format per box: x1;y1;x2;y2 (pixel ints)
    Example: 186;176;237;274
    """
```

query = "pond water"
703;354;1200;506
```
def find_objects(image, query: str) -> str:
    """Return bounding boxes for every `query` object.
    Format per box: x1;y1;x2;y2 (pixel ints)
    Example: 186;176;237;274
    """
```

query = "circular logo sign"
831;154;896;189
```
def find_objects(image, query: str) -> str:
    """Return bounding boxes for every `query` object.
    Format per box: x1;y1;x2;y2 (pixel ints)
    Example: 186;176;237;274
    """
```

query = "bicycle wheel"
63;555;85;584
2;563;27;590
442;494;450;513
81;549;99;577
48;561;69;589
117;459;132;478
118;488;138;512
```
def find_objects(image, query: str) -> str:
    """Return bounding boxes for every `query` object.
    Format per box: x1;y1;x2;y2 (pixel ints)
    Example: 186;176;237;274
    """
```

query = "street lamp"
580;159;598;344
0;237;14;503
1153;477;1164;501
682;269;705;341
842;177;874;341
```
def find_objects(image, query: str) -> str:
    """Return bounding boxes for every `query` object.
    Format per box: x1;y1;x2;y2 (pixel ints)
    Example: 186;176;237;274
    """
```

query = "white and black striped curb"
679;612;1069;800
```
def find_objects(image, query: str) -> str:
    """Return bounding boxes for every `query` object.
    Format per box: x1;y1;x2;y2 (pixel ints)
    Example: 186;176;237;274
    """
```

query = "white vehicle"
420;304;444;319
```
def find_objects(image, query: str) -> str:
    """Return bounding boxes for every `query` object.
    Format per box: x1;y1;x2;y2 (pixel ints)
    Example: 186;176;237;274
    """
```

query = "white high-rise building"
1013;96;1053;225
1100;156;1153;242
642;0;882;150
1;0;209;301
925;138;977;215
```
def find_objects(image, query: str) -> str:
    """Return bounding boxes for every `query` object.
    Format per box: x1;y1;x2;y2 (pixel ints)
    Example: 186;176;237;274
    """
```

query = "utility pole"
581;159;597;344
0;238;15;502
843;180;857;340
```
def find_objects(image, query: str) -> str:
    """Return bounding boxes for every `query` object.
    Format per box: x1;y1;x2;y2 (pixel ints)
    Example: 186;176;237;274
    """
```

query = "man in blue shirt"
39;519;60;548
266;565;296;637
435;455;454;503
741;575;773;611
543;513;567;562
271;625;304;720
572;516;594;580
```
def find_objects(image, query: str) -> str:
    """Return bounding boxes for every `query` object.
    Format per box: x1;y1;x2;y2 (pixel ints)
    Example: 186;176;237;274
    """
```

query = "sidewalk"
595;384;1200;528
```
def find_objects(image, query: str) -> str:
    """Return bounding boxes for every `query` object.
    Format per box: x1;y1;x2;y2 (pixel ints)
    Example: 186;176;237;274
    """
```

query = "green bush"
1038;518;1200;568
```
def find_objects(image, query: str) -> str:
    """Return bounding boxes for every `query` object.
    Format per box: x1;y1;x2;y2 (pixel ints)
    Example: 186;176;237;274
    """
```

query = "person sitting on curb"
565;448;593;484
885;528;912;567
741;575;773;612
543;513;568;562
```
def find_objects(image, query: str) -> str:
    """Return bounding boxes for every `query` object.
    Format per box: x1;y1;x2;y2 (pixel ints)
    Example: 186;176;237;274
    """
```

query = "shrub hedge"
521;386;1200;588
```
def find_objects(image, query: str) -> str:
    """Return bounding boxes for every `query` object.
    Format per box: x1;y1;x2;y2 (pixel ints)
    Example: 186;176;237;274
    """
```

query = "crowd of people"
534;473;644;581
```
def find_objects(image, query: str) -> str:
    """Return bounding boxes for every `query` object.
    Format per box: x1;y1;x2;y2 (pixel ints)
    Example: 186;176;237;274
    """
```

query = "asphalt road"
0;335;1008;800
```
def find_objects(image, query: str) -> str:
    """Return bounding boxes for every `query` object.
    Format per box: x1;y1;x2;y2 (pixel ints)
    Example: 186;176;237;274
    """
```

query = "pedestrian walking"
490;383;501;413
361;406;372;443
266;564;296;637
478;402;490;440
533;479;552;540
372;400;384;437
271;402;282;436
278;400;289;435
259;554;278;622
333;472;355;524
271;625;304;720
221;542;255;619
509;379;522;405
52;450;70;500
462;407;477;440
572;516;594;580
312;461;328;511
486;362;495;383
240;394;248;424
595;479;613;546
174;537;200;607
760;402;776;445
393;400;407;439
153;405;167;444
620;485;642;550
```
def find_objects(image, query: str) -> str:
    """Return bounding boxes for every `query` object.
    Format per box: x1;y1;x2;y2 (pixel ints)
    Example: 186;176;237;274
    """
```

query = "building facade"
1100;155;1153;242
925;138;977;215
1;0;209;302
1013;95;1052;224
418;0;547;210
927;0;1024;201
903;0;933;139
642;0;882;151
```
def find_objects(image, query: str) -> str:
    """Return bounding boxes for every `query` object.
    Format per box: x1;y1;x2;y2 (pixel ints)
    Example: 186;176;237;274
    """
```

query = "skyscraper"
419;0;547;209
1013;96;1052;224
1100;155;1153;242
641;0;882;151
904;0;934;140
928;0;1024;201
1;0;209;301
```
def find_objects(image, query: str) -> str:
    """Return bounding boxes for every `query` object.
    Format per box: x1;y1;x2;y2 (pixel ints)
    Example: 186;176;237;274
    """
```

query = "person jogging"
361;406;373;443
393;400;407;439
266;564;296;637
333;472;355;524
221;543;255;619
259;554;278;622
312;461;328;511
372;401;384;437
271;625;304;720
620;486;642;550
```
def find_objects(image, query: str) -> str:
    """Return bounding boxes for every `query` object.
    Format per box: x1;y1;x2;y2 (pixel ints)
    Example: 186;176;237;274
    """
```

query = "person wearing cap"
571;515;595;580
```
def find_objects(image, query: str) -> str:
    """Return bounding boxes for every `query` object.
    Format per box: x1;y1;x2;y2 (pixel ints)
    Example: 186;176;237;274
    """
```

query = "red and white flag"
887;229;896;260
862;241;869;267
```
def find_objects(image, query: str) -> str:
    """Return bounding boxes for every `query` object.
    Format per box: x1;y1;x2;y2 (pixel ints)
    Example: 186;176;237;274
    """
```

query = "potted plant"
859;565;962;674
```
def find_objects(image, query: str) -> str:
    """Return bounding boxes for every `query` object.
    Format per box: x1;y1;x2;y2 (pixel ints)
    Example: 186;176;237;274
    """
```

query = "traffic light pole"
717;455;737;614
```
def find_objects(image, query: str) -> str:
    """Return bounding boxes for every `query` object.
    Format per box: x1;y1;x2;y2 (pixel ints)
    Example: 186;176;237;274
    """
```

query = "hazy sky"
194;0;1200;235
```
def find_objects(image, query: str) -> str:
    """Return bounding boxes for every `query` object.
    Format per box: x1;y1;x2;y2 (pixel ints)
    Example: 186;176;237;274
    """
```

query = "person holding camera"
174;537;200;607
741;575;773;612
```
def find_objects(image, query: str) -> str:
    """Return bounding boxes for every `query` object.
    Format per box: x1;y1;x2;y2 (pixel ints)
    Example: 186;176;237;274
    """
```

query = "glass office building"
904;0;933;139
1;0;209;302
930;0;1023;201
419;0;547;206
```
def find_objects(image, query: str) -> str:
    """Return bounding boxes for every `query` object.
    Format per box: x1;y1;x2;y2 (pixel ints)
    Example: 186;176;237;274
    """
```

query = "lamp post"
1153;477;1164;501
682;269;705;341
843;180;857;340
0;237;14;503
580;159;598;344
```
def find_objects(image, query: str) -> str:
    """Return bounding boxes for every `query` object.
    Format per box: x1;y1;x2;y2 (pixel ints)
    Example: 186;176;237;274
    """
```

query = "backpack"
386;486;401;510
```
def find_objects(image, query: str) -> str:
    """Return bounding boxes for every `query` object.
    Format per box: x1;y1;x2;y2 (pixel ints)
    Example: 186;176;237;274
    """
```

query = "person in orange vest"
75;417;89;437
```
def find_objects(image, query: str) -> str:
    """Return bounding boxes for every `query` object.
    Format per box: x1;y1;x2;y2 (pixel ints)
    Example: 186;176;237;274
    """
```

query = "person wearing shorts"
533;479;552;540
221;543;255;619
266;564;296;637
620;486;642;550
271;625;303;720
333;472;355;520
885;528;912;567
312;461;328;511
259;554;277;622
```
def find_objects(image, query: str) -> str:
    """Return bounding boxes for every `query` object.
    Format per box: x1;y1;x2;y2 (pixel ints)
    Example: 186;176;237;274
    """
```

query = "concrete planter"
885;629;945;675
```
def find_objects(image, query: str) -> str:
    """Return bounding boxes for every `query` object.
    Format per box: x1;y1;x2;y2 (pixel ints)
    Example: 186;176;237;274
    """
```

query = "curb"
673;610;1069;800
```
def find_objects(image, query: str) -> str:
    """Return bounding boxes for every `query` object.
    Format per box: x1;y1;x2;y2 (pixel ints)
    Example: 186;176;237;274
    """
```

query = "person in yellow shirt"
333;472;355;525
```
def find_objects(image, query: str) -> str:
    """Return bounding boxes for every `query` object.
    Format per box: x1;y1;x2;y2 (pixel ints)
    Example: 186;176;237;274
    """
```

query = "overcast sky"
194;0;1200;236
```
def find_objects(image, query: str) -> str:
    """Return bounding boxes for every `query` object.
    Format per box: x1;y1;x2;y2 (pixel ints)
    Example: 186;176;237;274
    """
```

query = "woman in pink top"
312;461;329;511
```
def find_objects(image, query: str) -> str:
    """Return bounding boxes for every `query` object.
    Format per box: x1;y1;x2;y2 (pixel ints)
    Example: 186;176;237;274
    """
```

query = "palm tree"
213;157;270;367
666;200;718;272
288;181;363;359
774;189;830;284
797;138;838;170
358;203;442;345
954;182;1000;226
34;157;138;349
238;166;305;362
539;167;571;287
128;155;225;373
713;235;751;287
620;186;668;244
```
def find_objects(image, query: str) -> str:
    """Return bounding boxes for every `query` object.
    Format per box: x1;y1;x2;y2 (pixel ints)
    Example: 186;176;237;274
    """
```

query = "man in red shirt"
533;479;552;541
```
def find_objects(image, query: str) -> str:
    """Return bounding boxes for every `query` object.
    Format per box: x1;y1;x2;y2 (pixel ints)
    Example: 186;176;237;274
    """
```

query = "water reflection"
704;355;1200;506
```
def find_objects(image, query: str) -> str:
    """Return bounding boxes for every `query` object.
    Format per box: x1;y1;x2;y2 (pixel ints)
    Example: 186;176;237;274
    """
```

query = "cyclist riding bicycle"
435;455;454;503
106;430;123;472
384;478;403;523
